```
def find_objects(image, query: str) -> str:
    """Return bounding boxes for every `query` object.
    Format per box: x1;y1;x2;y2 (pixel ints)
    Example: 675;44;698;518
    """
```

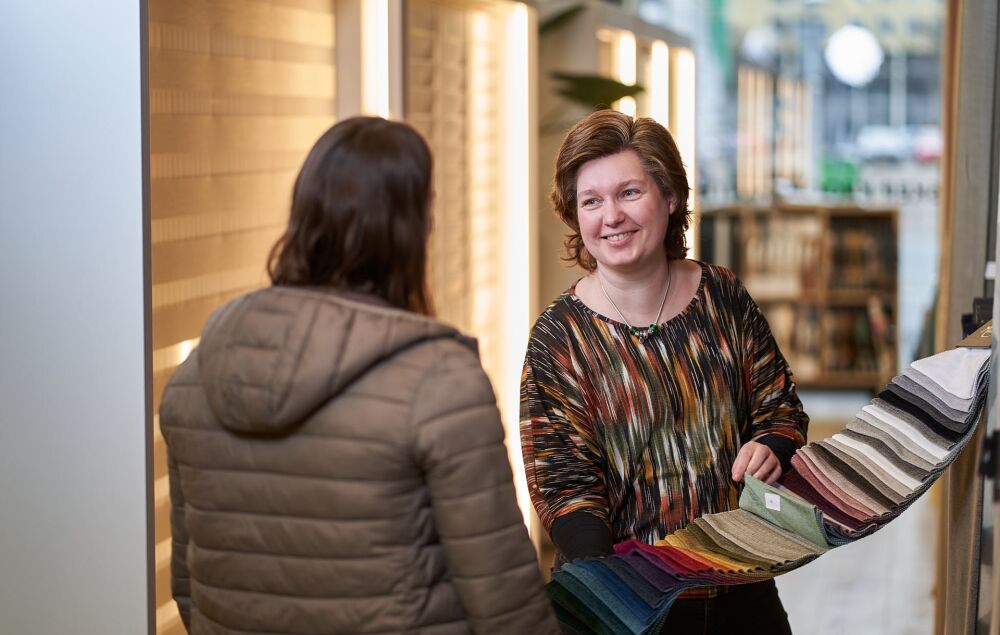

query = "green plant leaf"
550;72;645;109
540;5;585;34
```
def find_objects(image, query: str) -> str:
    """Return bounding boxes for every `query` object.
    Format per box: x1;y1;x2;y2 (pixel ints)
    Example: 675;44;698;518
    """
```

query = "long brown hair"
267;117;434;315
551;109;691;271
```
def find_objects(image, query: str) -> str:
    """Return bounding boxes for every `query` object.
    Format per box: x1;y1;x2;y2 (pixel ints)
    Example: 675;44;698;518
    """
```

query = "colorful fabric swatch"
547;347;990;634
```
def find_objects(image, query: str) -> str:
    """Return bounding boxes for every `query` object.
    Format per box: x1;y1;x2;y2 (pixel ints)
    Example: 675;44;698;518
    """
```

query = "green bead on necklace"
598;268;672;343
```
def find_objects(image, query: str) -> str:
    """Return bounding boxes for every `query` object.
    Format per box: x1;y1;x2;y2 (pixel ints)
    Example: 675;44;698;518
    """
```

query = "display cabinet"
699;203;898;391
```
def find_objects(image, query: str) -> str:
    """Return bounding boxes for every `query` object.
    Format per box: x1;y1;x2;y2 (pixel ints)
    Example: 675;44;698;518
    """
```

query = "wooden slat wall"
406;0;505;382
148;1;336;632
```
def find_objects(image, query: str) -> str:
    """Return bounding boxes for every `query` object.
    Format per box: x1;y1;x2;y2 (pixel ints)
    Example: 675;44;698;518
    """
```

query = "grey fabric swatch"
849;413;940;467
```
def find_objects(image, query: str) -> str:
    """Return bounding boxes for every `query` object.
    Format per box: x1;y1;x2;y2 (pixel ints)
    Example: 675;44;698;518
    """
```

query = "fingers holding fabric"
761;460;783;484
731;441;782;484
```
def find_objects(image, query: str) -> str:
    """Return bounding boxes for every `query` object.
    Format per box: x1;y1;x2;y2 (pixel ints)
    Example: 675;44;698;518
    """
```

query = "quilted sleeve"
166;451;192;630
412;346;560;635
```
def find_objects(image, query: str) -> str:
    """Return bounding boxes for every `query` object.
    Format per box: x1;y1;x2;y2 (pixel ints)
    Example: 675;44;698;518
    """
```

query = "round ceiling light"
824;24;884;87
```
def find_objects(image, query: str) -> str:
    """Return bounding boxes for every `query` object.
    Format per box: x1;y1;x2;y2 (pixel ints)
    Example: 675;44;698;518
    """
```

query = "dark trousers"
657;580;792;635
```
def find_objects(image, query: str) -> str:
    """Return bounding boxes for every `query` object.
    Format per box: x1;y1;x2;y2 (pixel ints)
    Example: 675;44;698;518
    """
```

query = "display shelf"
699;203;898;392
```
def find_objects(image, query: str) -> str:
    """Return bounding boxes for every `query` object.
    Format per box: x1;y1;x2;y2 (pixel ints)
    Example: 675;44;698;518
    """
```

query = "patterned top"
520;262;808;546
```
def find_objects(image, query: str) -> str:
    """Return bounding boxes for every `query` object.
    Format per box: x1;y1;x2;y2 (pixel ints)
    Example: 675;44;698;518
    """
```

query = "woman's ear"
667;195;678;215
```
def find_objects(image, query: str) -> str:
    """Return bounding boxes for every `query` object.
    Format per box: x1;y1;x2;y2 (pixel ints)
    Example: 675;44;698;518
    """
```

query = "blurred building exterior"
633;0;943;199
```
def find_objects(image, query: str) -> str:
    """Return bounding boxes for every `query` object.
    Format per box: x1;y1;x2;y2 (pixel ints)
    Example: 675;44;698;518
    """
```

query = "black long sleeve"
551;511;615;561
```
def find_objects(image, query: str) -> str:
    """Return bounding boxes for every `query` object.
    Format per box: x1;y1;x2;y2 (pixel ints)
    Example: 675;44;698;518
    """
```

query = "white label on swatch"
765;492;782;511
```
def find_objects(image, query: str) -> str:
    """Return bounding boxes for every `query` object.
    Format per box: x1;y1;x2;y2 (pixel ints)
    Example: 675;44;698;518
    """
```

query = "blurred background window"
622;0;948;631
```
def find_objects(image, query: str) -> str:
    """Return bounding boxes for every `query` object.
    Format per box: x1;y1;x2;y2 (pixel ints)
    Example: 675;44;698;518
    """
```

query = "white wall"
0;2;152;634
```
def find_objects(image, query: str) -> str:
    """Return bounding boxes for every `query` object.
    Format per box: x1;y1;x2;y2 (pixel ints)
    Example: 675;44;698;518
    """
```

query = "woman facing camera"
521;109;808;634
160;117;559;635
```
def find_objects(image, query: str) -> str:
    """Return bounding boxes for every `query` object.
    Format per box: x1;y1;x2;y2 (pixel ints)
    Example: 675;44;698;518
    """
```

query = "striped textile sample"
548;347;990;634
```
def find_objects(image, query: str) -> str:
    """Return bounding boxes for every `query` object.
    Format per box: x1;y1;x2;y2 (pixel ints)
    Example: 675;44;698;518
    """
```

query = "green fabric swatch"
739;473;828;548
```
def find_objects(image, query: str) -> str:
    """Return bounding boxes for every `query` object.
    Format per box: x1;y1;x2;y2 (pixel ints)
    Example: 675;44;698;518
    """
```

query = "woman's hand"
731;441;782;484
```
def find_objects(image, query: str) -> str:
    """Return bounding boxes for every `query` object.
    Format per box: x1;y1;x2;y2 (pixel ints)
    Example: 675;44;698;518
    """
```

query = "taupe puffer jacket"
160;286;559;634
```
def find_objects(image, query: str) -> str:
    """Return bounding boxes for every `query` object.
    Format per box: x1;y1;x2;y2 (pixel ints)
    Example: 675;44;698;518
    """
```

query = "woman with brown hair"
521;109;808;633
160;116;558;635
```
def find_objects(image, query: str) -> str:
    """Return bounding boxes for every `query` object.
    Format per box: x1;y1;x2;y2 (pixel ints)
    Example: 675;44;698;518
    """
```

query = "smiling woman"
520;109;809;634
551;110;690;272
573;150;678;341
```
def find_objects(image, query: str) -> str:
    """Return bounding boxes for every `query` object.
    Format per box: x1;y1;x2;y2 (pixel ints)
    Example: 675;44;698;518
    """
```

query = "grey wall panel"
0;2;151;634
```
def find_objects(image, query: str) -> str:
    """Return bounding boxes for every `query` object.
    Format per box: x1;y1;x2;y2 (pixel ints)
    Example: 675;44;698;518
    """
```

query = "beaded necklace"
597;267;672;342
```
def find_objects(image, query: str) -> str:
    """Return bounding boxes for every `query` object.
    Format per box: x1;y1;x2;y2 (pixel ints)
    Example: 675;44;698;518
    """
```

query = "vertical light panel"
800;82;813;189
758;74;773;196
467;5;502;440
789;79;802;187
363;0;390;117
407;0;475;333
673;47;696;254
738;66;765;200
499;0;533;524
617;30;637;117
649;40;670;125
737;67;748;198
776;78;790;183
751;71;760;197
405;0;535;528
387;0;405;118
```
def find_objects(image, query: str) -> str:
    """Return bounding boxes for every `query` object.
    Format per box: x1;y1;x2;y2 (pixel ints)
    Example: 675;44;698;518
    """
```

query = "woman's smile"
604;229;638;243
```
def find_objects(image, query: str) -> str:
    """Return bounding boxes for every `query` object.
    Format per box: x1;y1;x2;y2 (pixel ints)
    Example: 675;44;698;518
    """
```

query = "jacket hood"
195;286;474;435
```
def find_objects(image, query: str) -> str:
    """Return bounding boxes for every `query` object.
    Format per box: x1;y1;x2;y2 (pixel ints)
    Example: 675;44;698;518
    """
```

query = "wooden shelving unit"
698;203;898;392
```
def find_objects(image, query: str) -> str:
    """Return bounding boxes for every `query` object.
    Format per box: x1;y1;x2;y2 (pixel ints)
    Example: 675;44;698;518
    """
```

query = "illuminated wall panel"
147;1;337;632
406;0;535;521
738;66;773;200
672;46;697;252
648;39;670;126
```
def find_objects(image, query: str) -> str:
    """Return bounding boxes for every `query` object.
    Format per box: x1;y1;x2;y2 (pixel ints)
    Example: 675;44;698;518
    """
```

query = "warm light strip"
156;602;181;633
761;75;773;196
737;68;745;197
467;8;496;371
674;48;697;254
802;84;813;188
155;536;172;570
750;72;757;195
617;31;637;117
152;337;199;374
155;474;169;507
362;0;390;117
502;2;532;527
776;79;786;180
649;40;669;125
745;71;757;198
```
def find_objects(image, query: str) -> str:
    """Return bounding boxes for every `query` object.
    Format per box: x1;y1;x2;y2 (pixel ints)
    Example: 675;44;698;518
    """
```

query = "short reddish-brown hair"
551;109;691;271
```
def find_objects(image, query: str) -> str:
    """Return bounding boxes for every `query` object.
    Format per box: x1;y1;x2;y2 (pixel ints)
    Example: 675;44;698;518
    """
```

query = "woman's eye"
623;188;640;197
581;198;599;207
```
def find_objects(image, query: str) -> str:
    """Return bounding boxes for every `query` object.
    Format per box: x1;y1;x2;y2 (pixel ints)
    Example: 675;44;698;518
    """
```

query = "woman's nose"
603;201;625;225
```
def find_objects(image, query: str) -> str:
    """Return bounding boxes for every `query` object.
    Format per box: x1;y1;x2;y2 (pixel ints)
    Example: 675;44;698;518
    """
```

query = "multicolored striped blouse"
520;262;808;547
